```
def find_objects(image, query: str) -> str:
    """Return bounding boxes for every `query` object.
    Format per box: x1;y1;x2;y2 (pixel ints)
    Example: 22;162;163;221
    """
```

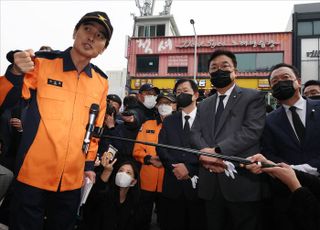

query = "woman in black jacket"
79;154;140;230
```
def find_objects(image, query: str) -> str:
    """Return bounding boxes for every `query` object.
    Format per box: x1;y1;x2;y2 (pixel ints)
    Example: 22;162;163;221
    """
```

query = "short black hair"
173;79;198;94
123;95;138;109
303;80;320;93
268;63;301;81
207;49;237;69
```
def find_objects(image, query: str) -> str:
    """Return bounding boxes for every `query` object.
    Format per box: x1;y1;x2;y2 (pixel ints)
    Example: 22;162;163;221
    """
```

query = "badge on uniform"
146;129;155;134
47;78;63;87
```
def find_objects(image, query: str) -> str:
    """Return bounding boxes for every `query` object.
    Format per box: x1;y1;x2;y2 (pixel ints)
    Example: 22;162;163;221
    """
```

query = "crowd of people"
1;10;320;230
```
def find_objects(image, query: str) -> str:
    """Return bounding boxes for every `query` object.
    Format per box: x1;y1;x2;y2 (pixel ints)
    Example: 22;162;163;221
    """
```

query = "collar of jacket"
61;47;93;78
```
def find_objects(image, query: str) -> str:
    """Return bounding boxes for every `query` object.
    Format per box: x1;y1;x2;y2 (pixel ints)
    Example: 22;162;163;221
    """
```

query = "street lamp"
190;19;197;83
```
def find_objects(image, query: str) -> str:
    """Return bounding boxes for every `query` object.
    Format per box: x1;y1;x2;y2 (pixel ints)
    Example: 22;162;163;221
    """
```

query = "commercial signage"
306;50;320;58
258;79;270;88
176;39;280;49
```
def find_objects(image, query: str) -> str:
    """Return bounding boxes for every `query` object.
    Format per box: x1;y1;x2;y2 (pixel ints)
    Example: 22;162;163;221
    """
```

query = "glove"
223;161;238;179
291;164;319;176
190;176;199;189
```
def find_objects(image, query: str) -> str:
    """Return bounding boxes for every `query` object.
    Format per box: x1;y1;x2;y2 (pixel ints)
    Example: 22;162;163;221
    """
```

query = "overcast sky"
0;0;316;74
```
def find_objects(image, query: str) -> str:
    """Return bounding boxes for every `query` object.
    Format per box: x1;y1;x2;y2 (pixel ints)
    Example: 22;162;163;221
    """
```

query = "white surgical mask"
157;104;173;116
115;172;133;188
143;95;157;109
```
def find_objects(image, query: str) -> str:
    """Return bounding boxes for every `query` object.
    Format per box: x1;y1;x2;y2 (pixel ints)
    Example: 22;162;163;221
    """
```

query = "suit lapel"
305;99;319;144
214;86;241;137
211;94;218;138
176;112;184;146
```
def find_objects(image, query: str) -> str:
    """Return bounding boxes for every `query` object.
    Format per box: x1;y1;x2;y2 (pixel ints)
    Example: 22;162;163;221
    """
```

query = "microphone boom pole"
103;135;275;167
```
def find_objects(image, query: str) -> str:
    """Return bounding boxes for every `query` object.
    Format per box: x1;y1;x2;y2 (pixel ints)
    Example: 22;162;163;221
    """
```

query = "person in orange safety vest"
133;92;176;230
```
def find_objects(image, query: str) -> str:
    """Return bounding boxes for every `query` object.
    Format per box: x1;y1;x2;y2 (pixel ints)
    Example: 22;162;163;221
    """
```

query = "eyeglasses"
209;63;233;73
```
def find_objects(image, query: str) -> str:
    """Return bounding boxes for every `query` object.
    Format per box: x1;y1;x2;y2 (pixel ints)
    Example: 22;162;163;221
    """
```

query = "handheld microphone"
82;103;100;154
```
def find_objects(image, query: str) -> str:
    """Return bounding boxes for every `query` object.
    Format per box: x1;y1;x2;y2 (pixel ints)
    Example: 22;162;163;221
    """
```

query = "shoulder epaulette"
91;64;108;80
35;50;62;60
6;49;62;63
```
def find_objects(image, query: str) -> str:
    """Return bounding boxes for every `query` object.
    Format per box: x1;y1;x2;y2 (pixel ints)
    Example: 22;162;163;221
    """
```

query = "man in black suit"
156;79;206;230
259;63;320;229
262;63;320;175
190;50;266;230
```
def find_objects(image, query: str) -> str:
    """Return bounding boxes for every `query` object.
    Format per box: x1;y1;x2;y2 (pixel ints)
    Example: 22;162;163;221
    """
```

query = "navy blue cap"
139;83;160;95
76;11;113;42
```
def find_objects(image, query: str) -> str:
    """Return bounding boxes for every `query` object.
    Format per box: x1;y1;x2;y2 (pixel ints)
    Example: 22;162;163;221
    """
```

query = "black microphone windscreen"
90;103;100;114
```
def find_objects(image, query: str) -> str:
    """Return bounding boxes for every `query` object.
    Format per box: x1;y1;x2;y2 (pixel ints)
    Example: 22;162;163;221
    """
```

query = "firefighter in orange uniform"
0;11;113;230
133;93;176;230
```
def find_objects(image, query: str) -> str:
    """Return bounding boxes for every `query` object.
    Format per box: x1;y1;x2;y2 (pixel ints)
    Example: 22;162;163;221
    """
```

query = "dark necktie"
183;115;191;147
215;95;227;130
289;106;305;142
184;115;191;133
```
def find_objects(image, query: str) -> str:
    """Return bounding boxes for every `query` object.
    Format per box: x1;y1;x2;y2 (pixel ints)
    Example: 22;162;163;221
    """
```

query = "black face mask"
176;93;193;108
309;95;320;100
272;80;296;101
210;70;232;88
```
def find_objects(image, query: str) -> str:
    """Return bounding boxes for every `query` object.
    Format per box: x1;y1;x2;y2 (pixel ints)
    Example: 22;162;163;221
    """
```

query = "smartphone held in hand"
106;144;118;162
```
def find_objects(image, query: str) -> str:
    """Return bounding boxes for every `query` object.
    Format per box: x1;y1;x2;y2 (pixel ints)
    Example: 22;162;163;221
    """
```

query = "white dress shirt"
182;107;197;129
215;83;236;111
282;96;306;138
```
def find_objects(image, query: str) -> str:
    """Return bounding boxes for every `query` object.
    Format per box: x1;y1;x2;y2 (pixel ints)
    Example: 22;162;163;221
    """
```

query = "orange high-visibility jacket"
133;118;164;192
0;48;108;191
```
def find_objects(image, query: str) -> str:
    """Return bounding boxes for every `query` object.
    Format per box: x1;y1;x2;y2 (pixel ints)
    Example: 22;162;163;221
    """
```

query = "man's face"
304;85;320;98
175;81;198;101
73;21;108;59
270;67;301;89
138;89;157;103
157;98;175;109
208;55;236;80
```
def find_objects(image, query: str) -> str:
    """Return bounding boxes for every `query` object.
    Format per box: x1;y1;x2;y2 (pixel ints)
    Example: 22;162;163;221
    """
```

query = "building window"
136;55;159;73
298;22;313;36
314;21;320;35
236;53;256;72
236;53;283;72
137;24;166;37
168;67;188;73
198;52;283;73
256;53;283;72
150;25;156;37
298;21;320;36
198;54;211;73
157;24;165;36
138;26;144;37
